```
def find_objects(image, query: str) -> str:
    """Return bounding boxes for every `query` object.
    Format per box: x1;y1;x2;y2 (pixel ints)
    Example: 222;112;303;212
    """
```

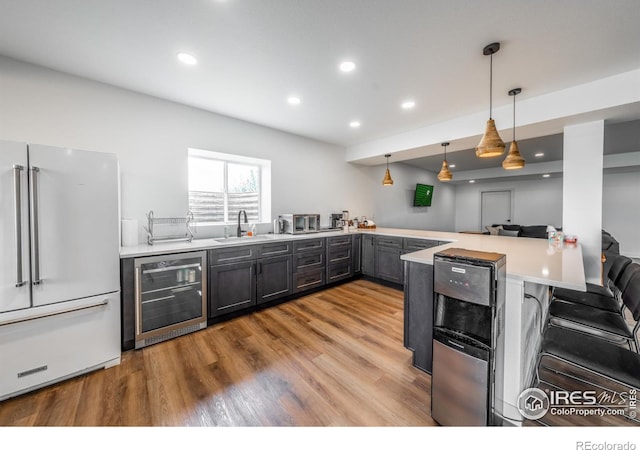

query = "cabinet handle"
257;262;262;274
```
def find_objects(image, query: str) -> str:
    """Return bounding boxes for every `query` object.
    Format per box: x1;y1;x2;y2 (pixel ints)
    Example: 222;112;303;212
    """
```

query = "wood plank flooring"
0;279;436;426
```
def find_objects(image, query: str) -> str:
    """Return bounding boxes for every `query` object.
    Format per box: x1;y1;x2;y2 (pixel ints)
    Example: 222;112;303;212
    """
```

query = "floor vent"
136;322;206;349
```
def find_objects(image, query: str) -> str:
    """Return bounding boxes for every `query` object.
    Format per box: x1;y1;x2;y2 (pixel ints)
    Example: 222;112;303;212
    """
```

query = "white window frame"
188;148;271;225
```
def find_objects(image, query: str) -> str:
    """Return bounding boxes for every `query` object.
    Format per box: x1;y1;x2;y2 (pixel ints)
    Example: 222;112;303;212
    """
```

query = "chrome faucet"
237;210;248;237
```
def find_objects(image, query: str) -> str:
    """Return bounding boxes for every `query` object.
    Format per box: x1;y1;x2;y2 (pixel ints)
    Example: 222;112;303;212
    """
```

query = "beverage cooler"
134;251;207;349
430;248;506;426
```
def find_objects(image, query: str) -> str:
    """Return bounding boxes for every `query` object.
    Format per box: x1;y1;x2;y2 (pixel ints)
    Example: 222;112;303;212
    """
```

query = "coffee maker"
330;213;343;229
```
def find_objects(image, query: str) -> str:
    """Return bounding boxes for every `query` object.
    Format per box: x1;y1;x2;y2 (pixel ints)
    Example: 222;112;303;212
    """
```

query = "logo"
517;388;550;420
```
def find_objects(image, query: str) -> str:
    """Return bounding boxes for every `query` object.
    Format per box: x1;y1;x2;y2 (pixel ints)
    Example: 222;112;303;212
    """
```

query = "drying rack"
145;210;195;245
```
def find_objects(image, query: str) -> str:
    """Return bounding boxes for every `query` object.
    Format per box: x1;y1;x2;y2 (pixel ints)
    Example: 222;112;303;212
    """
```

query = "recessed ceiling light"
535;152;545;158
542;174;551;178
349;121;361;128
177;52;197;65
449;164;456;168
287;97;301;105
401;100;415;109
469;180;476;183
339;61;356;72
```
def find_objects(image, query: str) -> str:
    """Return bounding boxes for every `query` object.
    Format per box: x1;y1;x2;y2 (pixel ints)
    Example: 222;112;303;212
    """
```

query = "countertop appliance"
330;213;343;229
134;251;207;348
280;214;320;234
430;248;506;426
0;140;121;401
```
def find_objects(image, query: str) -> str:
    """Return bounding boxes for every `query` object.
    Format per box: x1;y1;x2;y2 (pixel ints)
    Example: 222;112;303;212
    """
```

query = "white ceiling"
1;0;640;163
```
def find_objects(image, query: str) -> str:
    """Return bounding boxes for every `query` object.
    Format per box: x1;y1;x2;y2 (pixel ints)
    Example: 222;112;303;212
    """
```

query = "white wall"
603;170;640;258
365;162;456;231
454;177;563;232
0;56;374;241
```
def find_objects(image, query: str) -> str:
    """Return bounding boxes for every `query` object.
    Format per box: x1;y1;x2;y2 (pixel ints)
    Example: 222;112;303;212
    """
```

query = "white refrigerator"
0;140;121;401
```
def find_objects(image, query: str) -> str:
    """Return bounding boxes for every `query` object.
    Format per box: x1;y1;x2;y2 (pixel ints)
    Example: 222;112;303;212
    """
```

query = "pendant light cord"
489;53;493;119
512;91;516;141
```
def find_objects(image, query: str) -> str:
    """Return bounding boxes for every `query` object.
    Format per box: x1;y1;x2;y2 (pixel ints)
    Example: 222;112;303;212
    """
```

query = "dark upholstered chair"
552;255;633;313
548;267;640;351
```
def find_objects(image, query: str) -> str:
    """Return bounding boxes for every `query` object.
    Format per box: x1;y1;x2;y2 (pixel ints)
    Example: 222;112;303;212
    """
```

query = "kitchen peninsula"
382;227;586;425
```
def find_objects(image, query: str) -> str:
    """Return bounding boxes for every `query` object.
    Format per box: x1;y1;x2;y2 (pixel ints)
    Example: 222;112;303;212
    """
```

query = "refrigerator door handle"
30;166;42;285
13;165;26;287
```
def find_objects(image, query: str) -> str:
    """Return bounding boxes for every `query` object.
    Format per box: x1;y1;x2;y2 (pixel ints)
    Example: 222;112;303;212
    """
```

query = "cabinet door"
257;255;292;304
209;245;257;265
120;258;136;351
258;241;292;258
375;244;403;283
293;250;324;272
327;262;352;283
404;261;434;374
352;235;362;274
361;234;375;276
293;268;324;293
209;261;256;317
293;238;324;253
404;238;440;252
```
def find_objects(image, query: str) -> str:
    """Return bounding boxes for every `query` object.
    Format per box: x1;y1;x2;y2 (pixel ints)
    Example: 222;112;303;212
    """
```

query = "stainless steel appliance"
280;214;320;234
330;213;343;229
431;248;506;426
134;251;207;348
0;140;121;401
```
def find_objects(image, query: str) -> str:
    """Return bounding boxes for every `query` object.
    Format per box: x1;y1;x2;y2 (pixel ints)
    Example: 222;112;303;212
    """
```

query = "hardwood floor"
0;279;436;426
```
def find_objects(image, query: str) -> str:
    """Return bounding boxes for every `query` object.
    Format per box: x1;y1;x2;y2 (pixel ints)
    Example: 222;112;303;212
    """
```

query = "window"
188;148;271;224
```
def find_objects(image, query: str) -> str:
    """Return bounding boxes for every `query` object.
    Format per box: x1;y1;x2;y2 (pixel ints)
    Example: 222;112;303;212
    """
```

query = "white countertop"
119;229;351;258
366;227;586;291
120;226;586;291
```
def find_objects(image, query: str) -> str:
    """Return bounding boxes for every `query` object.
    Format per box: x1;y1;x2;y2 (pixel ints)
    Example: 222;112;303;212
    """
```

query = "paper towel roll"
121;219;139;247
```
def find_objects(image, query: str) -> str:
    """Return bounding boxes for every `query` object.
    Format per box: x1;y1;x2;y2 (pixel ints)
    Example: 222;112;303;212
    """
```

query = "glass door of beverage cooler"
134;250;207;348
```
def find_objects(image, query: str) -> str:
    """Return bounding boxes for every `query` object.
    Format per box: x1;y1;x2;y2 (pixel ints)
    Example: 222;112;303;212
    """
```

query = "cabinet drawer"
293;250;324;272
404;238;440;251
209;245;257;265
328;246;351;264
293;268;325;293
327;235;352;247
293;238;325;253
375;236;403;248
327;262;352;283
258;241;293;257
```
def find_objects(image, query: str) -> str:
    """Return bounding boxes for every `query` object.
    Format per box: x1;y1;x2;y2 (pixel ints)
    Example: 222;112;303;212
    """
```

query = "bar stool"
551;255;632;313
551;262;640;316
547;270;640;351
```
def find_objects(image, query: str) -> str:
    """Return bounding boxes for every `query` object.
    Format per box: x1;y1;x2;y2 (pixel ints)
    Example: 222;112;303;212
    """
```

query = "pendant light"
502;88;526;170
437;142;453;181
475;42;505;158
382;154;394;186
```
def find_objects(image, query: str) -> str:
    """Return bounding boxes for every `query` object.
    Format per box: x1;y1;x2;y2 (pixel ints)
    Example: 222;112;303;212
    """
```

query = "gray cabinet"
374;236;404;284
404;238;440;252
293;237;326;293
209;242;293;317
257;254;292;304
326;235;353;283
361;234;375;276
209;260;256;317
352;234;362;274
404;261;434;373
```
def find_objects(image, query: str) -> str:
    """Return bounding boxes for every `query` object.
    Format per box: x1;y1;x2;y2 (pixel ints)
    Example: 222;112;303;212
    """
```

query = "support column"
563;121;604;284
